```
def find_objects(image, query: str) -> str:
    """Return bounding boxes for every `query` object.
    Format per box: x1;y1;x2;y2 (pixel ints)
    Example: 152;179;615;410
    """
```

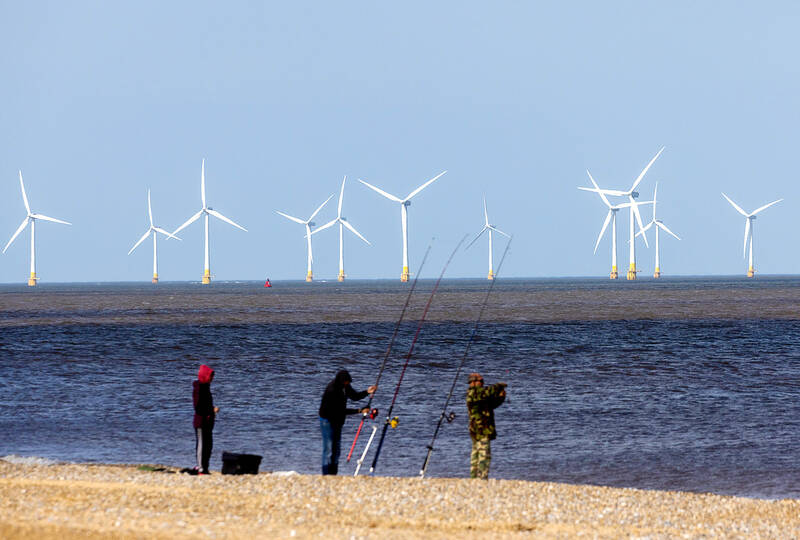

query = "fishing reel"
368;408;379;420
389;416;399;429
444;412;456;423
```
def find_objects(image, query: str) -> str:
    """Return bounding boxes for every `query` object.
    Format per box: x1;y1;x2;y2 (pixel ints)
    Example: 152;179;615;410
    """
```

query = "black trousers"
195;426;213;473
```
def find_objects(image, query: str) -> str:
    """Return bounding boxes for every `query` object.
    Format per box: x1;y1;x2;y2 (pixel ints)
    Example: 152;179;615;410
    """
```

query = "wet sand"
1;460;798;539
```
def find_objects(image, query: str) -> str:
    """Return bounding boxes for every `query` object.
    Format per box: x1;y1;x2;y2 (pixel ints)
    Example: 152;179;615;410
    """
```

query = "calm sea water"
1;277;799;499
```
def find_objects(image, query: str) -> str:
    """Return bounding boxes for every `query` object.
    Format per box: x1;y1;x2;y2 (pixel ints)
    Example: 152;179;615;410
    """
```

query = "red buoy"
264;278;272;288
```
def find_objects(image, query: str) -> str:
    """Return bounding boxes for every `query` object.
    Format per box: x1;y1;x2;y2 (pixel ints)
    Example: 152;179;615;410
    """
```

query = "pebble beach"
1;459;798;539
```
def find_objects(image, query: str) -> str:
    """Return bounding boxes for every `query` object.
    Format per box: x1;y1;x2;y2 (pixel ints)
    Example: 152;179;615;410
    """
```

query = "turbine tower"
359;171;446;281
311;176;370;281
128;189;181;283
3;171;71;286
172;159;247;284
276;193;334;282
466;198;510;280
636;183;680;278
579;170;634;279
722;193;782;278
579;147;663;280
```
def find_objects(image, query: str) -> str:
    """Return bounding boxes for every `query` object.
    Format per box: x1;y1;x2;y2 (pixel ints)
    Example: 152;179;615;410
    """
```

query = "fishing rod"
367;235;467;475
419;236;512;478
345;241;433;464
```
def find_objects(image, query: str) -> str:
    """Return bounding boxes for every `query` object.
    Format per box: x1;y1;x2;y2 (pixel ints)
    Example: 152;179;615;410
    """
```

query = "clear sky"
2;2;799;283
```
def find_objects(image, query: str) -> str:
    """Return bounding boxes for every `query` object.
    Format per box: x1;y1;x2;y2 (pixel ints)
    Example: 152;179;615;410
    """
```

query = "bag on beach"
221;452;262;475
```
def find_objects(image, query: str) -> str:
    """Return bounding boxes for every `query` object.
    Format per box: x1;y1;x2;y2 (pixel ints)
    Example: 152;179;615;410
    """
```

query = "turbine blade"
652;182;658;220
483;198;489;225
743;219;750;258
358;179;402;202
722;193;748;217
466;226;488;249
342;219;370;245
308;193;336;221
632;200;649;247
3;218;29;253
594;210;612;254
154;227;181;240
586;170;613;208
338;176;346;217
657;221;681;240
31;214;71;225
635;221;654;238
578;186;628;197
276;210;305;224
311;219;337;235
201;159;206;208
405;170;446;200
19;171;31;215
208;209;247;231
630;146;664;192
128;230;151;255
489;226;511;238
751;198;783;215
172;209;203;236
147;189;153;226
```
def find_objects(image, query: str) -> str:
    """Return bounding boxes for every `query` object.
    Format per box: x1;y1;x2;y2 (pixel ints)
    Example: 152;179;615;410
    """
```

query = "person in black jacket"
193;364;219;475
318;369;376;475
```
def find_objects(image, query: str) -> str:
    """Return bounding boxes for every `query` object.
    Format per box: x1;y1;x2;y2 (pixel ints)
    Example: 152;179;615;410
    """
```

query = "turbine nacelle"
403;200;411;207
630;191;639;199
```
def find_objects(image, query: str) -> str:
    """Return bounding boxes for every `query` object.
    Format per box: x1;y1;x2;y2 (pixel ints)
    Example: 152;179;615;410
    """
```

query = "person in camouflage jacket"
466;372;506;479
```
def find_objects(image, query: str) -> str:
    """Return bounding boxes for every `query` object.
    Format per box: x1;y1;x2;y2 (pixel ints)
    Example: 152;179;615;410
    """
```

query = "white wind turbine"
172;159;247;284
722;193;782;278
579;147;664;280
128;189;181;283
580;171;635;279
359;171;446;281
3;171;71;286
276;193;335;282
635;183;680;278
466;198;510;280
311;176;370;281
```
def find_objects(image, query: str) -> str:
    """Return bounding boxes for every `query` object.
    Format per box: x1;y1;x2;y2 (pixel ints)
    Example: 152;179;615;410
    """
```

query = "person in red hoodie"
193;365;219;474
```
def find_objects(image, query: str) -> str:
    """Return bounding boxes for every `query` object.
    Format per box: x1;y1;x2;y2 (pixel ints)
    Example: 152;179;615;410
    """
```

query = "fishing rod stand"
353;424;378;477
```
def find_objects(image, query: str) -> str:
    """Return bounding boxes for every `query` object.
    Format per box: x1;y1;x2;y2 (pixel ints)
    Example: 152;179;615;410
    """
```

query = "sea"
1;277;799;499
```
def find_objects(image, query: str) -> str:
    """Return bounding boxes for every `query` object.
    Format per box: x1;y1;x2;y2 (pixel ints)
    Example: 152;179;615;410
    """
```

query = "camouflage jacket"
467;383;506;441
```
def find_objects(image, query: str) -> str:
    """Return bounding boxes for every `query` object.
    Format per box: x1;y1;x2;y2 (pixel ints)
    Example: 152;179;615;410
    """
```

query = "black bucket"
221;452;262;475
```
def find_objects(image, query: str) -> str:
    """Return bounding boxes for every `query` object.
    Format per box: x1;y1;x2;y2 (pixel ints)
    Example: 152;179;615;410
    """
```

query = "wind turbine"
579;147;664;280
3;171;71;286
466;198;510;280
580;170;635;279
359;171;446;281
275;193;334;282
311;176;370;281
636;183;680;278
722;192;782;278
128;189;181;283
172;159;247;284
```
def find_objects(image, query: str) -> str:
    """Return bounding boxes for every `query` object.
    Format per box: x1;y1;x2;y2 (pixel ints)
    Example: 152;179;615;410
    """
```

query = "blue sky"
1;2;799;282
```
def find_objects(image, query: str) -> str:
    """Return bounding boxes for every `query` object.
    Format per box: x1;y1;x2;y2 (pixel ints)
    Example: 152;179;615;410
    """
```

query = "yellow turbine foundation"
610;265;618;280
487;270;495;281
747;266;755;278
653;267;661;279
152;273;159;284
28;272;37;287
627;263;637;280
338;269;345;282
400;266;410;282
202;269;211;284
306;270;313;282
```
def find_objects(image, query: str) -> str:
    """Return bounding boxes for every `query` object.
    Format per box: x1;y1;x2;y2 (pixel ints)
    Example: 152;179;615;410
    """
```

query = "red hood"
197;364;214;384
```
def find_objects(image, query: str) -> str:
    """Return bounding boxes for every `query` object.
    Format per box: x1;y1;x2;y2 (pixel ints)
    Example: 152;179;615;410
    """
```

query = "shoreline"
1;460;798;539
